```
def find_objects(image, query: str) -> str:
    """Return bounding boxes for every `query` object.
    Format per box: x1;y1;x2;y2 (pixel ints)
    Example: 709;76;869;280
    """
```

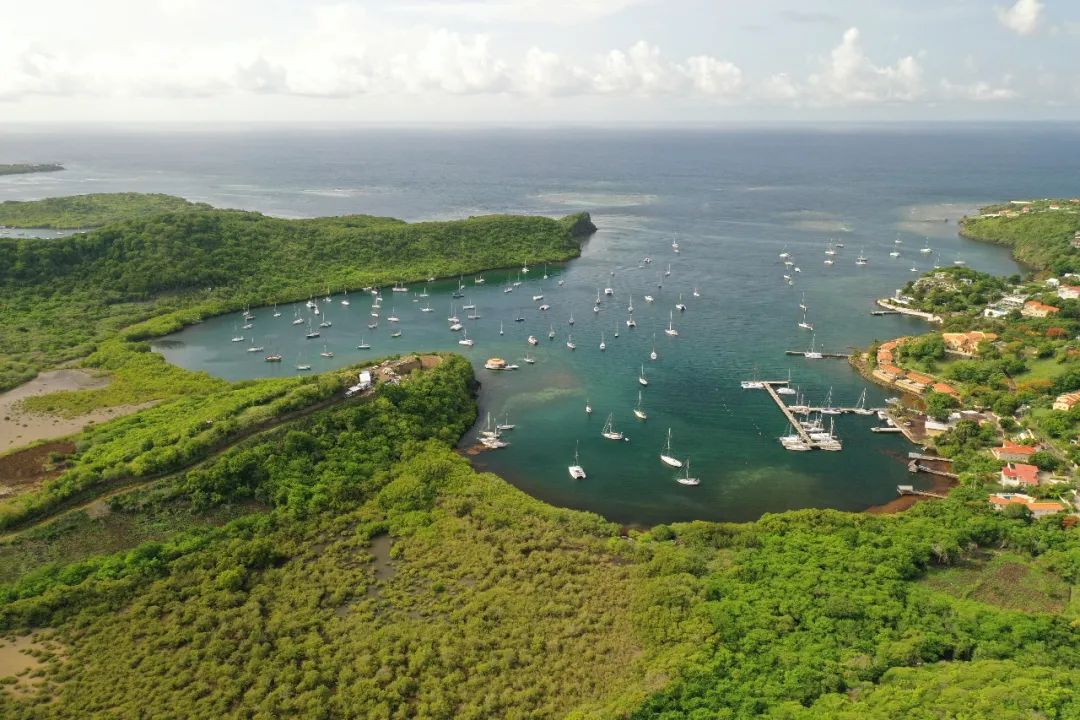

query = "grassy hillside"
960;199;1080;272
0;193;203;228
0;355;1076;718
0;195;594;393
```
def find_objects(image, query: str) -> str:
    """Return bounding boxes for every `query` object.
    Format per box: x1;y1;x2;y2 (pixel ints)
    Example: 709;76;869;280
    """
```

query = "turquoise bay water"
4;125;1073;524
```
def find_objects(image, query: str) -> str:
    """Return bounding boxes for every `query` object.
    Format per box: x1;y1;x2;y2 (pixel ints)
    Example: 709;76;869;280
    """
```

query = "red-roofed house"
988;494;1065;518
991;440;1037;463
1059;285;1080;300
932;382;961;398
1022;300;1060;318
1000;462;1039;488
1053;391;1080;411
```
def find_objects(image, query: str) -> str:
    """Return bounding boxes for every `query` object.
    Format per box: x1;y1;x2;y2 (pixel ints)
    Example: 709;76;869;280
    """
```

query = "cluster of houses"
987;440;1071;516
873;336;961;398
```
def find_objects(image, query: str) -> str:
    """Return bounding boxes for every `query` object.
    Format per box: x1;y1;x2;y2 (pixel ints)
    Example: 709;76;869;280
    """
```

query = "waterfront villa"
990;440;1038;463
1022;300;1060;318
988;493;1066;519
942;331;997;356
1000;462;1040;489
1053;391;1080;411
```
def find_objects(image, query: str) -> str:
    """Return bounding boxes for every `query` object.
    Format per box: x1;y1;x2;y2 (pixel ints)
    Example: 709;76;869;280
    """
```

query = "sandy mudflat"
0;370;148;452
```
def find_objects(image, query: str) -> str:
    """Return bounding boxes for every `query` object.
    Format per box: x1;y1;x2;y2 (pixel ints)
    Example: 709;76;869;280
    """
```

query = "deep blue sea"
3;124;1078;524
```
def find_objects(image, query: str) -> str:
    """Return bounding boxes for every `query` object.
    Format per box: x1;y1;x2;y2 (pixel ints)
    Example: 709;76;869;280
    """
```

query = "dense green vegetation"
0;164;63;177
0;193;202;228
961;199;1080;273
0;195;594;394
0;354;1076;718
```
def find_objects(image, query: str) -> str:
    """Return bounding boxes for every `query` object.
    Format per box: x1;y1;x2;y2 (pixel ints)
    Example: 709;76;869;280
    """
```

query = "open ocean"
3;123;1078;524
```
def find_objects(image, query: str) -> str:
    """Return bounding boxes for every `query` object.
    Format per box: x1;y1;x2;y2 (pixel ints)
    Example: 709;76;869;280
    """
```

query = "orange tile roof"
1025;300;1060;313
1001;463;1039;485
989;495;1064;513
932;382;960;397
879;364;904;376
906;371;935;385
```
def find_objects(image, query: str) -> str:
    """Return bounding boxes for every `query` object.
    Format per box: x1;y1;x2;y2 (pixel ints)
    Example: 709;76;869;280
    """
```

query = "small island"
0;162;64;176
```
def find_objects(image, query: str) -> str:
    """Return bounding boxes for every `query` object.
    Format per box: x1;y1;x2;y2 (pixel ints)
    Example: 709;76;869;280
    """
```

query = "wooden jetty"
897;484;948;499
761;381;818;446
908;452;953;463
784;350;851;359
871;426;904;433
907;461;959;479
871;310;900;316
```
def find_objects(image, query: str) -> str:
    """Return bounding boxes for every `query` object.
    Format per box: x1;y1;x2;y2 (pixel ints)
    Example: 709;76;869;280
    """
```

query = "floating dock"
760;381;818;447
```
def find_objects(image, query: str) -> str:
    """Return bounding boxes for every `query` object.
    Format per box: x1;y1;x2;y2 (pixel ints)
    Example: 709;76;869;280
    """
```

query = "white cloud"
807;27;922;104
392;0;652;25
940;78;1018;101
761;73;800;101
683;56;743;96
996;0;1044;36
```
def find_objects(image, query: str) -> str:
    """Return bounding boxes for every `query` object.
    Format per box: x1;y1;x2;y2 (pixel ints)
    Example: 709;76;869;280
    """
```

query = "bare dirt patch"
0;633;64;698
0;369;152;453
0;441;76;499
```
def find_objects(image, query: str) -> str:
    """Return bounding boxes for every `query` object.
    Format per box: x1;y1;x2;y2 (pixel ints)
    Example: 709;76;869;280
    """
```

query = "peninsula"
0;163;63;177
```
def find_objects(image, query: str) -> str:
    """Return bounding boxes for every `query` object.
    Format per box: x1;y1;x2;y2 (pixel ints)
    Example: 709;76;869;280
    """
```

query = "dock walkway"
762;381;816;446
897;484;948;499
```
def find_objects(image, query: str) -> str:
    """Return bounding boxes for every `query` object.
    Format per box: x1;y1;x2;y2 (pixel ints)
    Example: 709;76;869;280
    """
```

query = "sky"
1;0;1078;123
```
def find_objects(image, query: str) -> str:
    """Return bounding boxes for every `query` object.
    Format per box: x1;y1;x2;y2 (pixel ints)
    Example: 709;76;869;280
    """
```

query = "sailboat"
340;291;350;306
601;413;626;441
855;250;868;265
650;334;658;361
392;280;408;293
548;324;556;339
798;306;813;331
889;249;900;258
638;364;649;386
664;263;671;277
356;336;370;350
387;307;400;323
323;286;332;302
458;329;474;347
626;314;636;328
660;428;682;467
776;370;798;395
585;398;593;414
821;387;840;415
320;344;334;358
291;307;304;325
533;288;544;301
468;303;480;320
419;285;430;298
264;351;282;362
676;458;700;486
633;391;647;421
804;334;823;359
273;304;282;317
664;311;678;337
524;352;535;364
475;274;485;285
779;247;791;259
692;287;700;298
516;309;526;322
568;312;575;326
852;388;874;416
568;442;586;479
305;323;320;339
675;294;686;312
825;242;836;256
231;324;244;342
499;322;504;336
543;263;549;280
296;354;311;371
599;331;606;351
566;334;576;350
496;413;515;431
613;322;619;338
319;310;332;328
920;240;933;254
672;238;680;253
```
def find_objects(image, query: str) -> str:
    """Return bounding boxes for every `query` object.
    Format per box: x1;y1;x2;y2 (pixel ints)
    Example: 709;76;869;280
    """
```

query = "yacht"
626;315;636;328
419;285;430;298
387;307;400;322
528;335;539;345
447;303;459;323
633;391;647;421
356;337;370;350
821;388;841;415
664;311;679;337
539;304;550;311
660;428;682;468
604;287;614;296
664;264;671;277
953;256;966;266
779;247;791;259
231;326;244;342
391;330;402;338
516;310;526;322
644;295;654;304
692;287;700;298
523;353;536;364
264;353;282;362
601;413;625;441
920;241;933;254
566;334;576;350
499;322;504;336
599;332;606;351
568;312;574;326
824;258;834;266
638;364;649;386
852;388;875;416
458;329;474;347
825;243;836;256
320;345;334;358
449;322;464;331
675;294;686;312
340;292;350;306
650;334;658;361
855;251;868;265
740;377;764;390
242;322;253;330
420;302;433;313
804;335;823;359
392;282;408;292
305;325;320;339
676;459;700;486
475;274;485;285
367;321;379;330
533;289;544;301
548;325;556;339
585;398;593;414
296;363;311;372
272;305;282;317
672;239;680;252
319;315;332;328
798;307;813;331
889;249;900;258
568;443;587;480
776;371;798;395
